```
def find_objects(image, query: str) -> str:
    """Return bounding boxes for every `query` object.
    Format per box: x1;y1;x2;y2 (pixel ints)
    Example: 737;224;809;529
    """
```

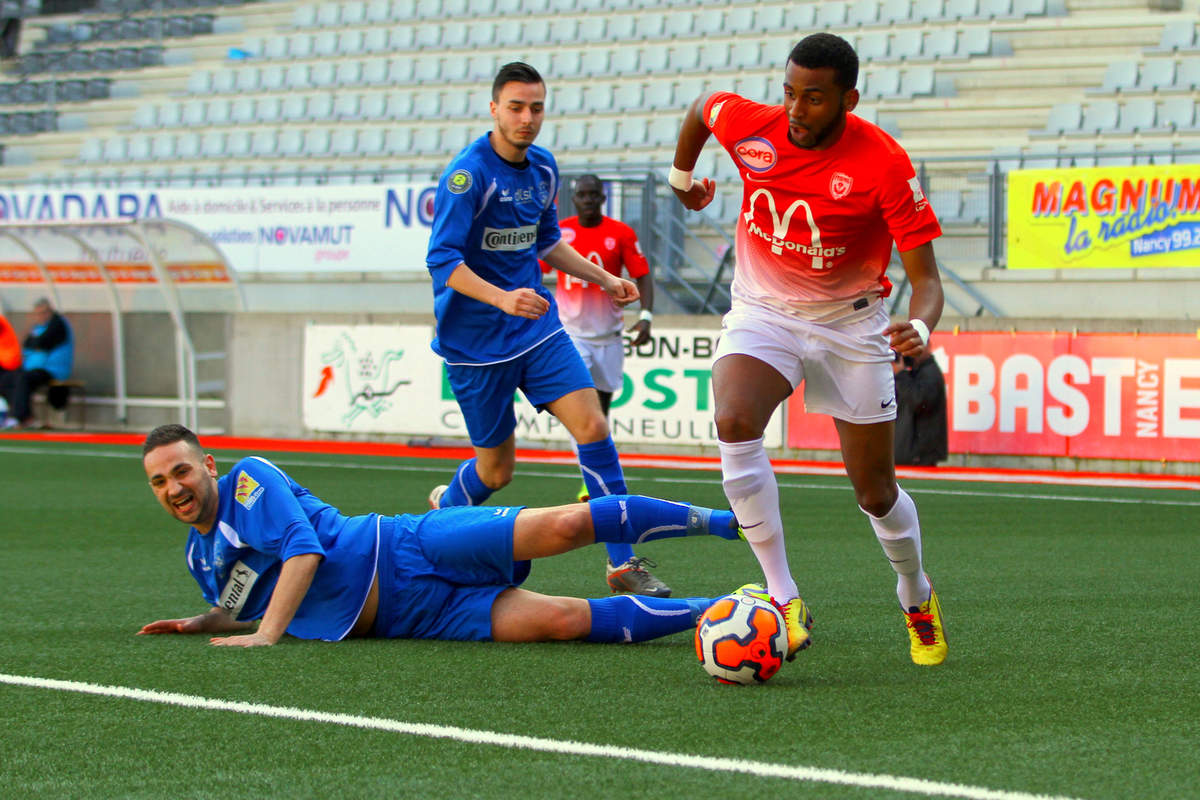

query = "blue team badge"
447;169;472;195
536;180;550;207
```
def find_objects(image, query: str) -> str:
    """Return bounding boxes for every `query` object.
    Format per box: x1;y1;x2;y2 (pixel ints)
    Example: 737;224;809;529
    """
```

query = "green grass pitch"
1;439;1197;799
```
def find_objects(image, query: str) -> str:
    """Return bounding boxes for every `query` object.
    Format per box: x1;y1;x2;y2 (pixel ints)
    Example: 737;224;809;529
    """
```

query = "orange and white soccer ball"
694;593;788;685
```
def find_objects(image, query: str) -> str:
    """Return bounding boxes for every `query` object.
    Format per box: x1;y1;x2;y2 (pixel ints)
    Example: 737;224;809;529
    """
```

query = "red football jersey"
704;91;941;319
551;216;650;339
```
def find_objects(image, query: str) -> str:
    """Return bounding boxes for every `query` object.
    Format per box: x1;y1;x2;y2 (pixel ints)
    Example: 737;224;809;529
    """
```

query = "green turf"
1;440;1197;799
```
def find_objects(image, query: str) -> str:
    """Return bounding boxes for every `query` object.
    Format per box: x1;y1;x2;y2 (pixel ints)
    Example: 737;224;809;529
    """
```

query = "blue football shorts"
445;330;595;448
373;507;532;641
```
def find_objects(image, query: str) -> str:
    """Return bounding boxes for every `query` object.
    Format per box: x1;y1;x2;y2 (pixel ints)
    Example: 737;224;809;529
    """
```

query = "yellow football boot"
903;580;948;666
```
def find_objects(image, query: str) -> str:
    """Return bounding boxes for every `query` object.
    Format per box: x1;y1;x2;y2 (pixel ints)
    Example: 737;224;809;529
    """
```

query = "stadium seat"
384;90;414;119
131;103;157;128
305;128;331;156
551;49;583;78
978;0;1013;19
1012;0;1049;16
664;10;694;38
366;0;392;23
359;92;386;119
668;47;701;73
730;40;762;71
181;99;206;126
281;94;308;121
230;97;256;125
1136;58;1175;92
695;8;725;36
583;83;614;113
848;0;880;27
251;130;279;159
751;5;785;33
1157;95;1195;130
1059;141;1095;167
126;134;153;162
923;28;958;59
383;126;412;155
960;188;989;224
292;4;318;27
642;79;673;110
1116;97;1156;133
357;127;386;156
554;83;585;113
338;30;366;56
928;189;963;223
387;56;415;84
307;92;335;121
734;73;770;100
1095;142;1134;167
361;59;388;86
901;65;936;96
635;11;667;41
388;25;416;50
257;96;284;124
200;130;226;159
957;27;992;56
1173;59;1200;90
1037;101;1082;135
580;48;612;77
586;118;617;150
676;76;707;106
610;44;639;75
287;33;313;59
1096;60;1138;94
330;129;358;157
210;68;236;94
858;30;888;61
315;2;341;27
176;132;202;160
880;0;916;23
612;81;644;111
646;115;677;147
285;63;311;90
1021;141;1059;168
342;0;367;25
891;29;924;61
697;41;731;72
207;98;232;126
863;67;901;98
312;30;339;57
557;122;586;150
334;93;363;121
1149;22;1195;53
615;116;647;147
336;61;364;87
235;67;260;93
441;91;469;118
944;0;978;19
310;62;337;88
412;89;441;118
411;126;443;155
362;27;389;53
640;44;669;73
816;1;849;28
261;64;287;92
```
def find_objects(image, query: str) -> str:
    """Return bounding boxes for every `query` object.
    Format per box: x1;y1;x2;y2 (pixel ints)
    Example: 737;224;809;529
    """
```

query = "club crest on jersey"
235;472;265;510
734;137;777;173
447;169;472;195
604;236;617;250
708;101;725;127
829;172;854;200
561;227;576;244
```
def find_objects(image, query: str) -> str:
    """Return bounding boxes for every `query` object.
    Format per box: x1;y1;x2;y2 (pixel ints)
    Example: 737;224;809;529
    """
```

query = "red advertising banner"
786;331;1200;462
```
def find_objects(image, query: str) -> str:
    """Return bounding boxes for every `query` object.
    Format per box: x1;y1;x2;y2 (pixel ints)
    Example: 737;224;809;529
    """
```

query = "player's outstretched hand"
499;287;550;319
884;320;928;359
209;631;276;648
605;276;639;307
137;616;206;635
672;177;716;211
627;318;652;347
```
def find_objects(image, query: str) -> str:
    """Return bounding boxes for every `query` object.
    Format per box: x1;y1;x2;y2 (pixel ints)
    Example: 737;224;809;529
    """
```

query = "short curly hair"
788;33;859;92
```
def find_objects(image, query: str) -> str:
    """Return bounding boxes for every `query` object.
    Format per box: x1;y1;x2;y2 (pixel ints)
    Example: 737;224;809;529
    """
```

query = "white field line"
0;673;1084;800
1;444;1199;507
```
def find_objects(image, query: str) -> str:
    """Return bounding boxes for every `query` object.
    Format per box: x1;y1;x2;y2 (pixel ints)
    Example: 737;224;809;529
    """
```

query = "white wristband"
639;309;653;322
909;318;930;347
668;166;696;191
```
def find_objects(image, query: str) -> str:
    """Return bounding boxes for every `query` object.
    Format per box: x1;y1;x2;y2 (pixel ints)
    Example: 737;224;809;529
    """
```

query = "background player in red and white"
544;175;655;502
668;33;948;666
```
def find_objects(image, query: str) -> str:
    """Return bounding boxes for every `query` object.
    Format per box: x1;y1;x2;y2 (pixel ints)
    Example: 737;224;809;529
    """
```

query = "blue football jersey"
426;133;564;365
183;457;378;641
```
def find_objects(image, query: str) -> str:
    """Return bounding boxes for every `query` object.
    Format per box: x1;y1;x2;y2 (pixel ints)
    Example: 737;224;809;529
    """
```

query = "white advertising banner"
302;324;784;448
0;183;437;274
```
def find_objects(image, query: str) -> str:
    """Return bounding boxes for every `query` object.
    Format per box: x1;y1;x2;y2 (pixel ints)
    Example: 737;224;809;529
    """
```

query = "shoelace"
906;611;938;645
624;556;658;572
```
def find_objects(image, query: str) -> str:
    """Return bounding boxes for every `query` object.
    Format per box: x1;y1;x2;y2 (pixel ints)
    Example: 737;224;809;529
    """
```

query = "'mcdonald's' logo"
742;189;846;268
734;137;777;173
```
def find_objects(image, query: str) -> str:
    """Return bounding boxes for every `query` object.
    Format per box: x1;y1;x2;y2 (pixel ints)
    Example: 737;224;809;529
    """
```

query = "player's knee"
476;461;514;490
542;598;590;640
857;485;899;517
714;408;762;442
543;505;591;550
572;413;610;445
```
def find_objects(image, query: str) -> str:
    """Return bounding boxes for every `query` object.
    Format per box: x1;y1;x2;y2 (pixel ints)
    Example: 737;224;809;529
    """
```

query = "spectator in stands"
667;33;947;666
0;298;74;429
541;174;655;501
136;424;741;648
0;17;19;61
424;62;671;597
892;346;948;466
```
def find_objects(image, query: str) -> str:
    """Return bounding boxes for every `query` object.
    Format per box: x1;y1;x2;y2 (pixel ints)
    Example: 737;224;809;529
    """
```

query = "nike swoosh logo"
740;521;765;529
881;398;895;408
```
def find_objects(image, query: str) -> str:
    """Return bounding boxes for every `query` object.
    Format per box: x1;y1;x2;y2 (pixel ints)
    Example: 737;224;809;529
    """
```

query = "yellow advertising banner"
1007;165;1200;269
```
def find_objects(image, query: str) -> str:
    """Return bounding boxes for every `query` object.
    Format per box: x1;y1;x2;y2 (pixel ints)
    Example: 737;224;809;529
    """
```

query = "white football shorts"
569;335;625;394
714;301;898;423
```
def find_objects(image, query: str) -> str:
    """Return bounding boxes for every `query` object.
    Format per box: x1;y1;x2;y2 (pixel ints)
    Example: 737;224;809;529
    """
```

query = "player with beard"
668;33;948;666
425;62;670;597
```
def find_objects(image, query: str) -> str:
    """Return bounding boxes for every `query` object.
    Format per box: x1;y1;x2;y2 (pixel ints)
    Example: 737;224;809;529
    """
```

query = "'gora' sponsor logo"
235;472;265;510
734;137;777;173
482;225;537;251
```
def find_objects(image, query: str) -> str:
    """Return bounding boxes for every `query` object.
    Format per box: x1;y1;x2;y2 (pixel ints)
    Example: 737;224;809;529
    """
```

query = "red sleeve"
877;153;942;252
538;259;552;275
703;92;775;148
616;221;649;279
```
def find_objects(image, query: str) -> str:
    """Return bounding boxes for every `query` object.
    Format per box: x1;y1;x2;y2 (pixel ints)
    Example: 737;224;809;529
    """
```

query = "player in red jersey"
669;33;947;666
543;175;666;596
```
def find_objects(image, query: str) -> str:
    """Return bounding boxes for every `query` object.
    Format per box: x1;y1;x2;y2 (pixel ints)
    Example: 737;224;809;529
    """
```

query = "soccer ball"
695;593;788;685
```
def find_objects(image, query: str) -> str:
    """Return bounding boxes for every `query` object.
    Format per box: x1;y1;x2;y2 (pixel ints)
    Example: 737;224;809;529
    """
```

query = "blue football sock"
577;436;633;564
585;595;717;643
439;458;493;508
590;495;740;544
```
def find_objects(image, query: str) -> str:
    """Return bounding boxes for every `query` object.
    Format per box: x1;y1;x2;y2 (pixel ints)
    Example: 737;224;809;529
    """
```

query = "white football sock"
863;487;931;611
719;437;798;602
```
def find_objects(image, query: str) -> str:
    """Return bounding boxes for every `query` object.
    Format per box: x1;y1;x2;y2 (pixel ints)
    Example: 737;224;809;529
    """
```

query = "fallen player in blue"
137;424;739;647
